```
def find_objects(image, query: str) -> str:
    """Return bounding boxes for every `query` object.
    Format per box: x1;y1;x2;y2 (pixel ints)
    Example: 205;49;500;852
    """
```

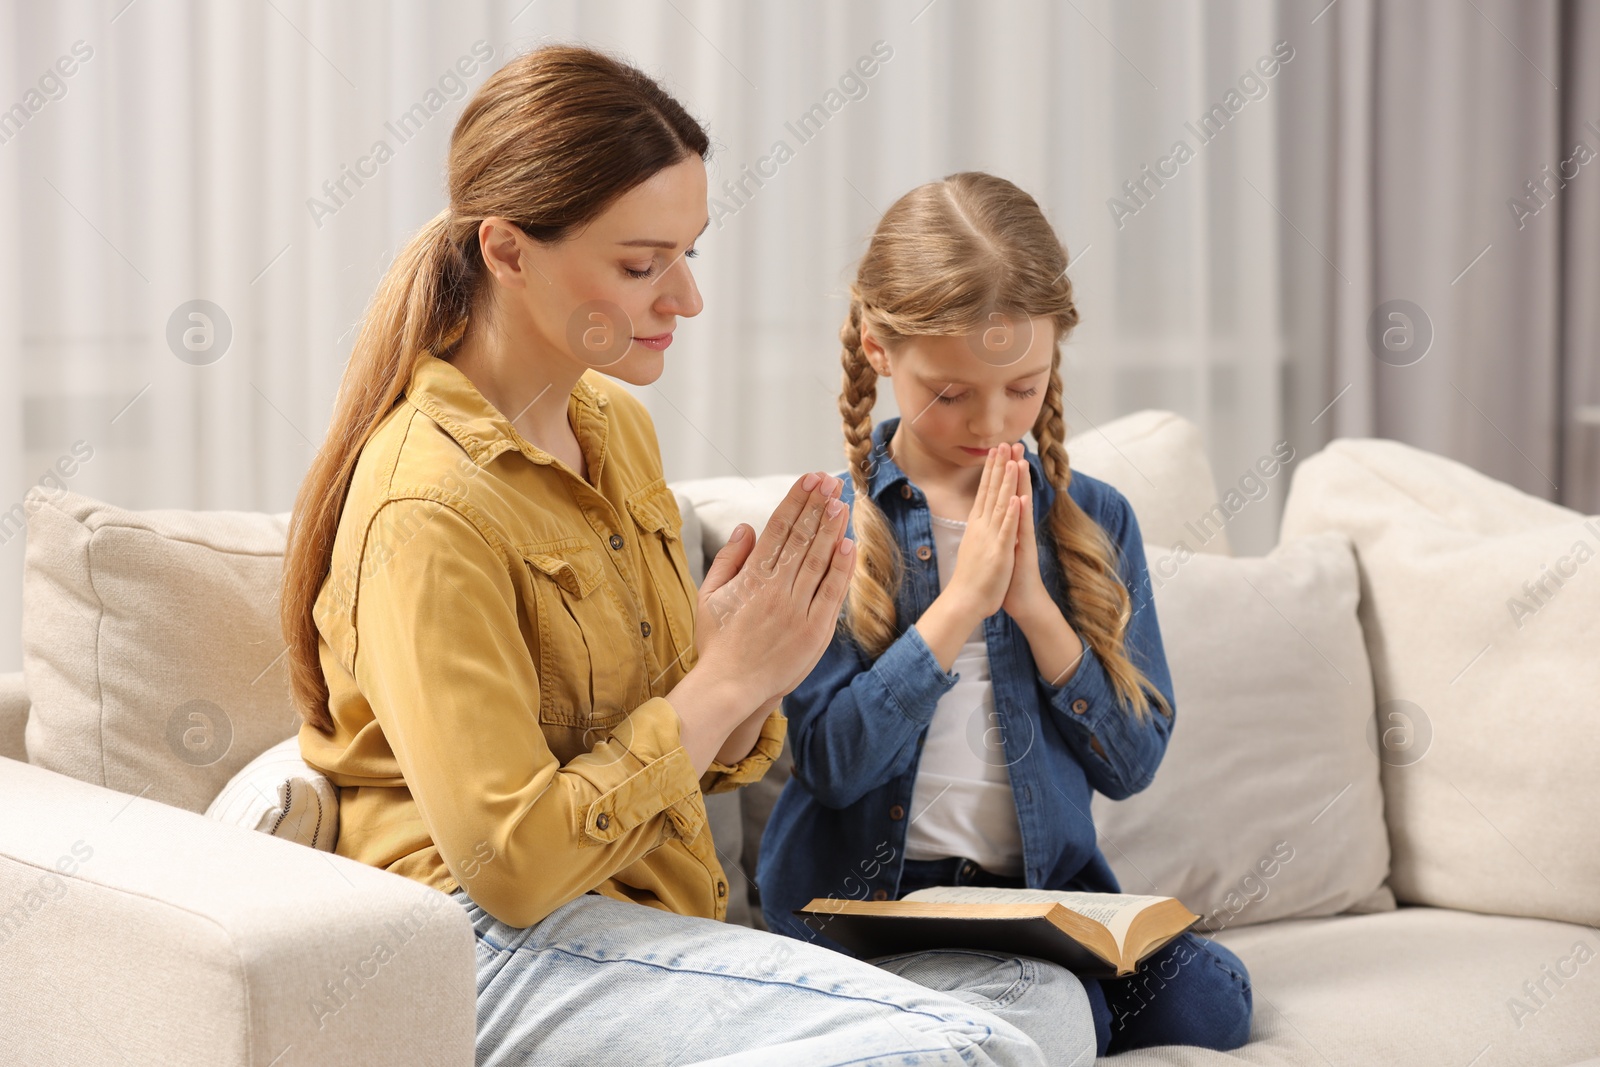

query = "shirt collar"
403;353;606;468
865;416;1047;502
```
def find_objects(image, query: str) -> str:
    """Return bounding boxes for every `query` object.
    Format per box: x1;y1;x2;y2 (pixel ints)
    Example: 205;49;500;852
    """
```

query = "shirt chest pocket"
625;478;698;678
521;537;634;731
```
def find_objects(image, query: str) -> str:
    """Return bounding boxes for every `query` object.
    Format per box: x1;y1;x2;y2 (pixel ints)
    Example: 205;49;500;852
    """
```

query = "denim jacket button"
916;545;932;561
900;484;913;499
871;889;889;901
1071;698;1088;715
889;804;905;821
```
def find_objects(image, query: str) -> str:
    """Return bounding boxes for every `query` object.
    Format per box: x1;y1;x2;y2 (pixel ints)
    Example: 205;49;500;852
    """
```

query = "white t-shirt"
902;512;1025;876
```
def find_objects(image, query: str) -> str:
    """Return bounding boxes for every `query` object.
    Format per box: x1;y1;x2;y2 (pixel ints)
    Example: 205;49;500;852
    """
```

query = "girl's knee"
1197;940;1253;1050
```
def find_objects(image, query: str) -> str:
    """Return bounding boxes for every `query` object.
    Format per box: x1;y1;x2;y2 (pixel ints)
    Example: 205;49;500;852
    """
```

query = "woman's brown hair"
281;45;711;733
838;171;1172;723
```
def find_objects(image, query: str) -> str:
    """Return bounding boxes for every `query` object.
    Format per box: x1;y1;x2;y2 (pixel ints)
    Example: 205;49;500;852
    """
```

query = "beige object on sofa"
21;492;300;814
4;412;1598;1065
1279;439;1600;928
1093;532;1394;931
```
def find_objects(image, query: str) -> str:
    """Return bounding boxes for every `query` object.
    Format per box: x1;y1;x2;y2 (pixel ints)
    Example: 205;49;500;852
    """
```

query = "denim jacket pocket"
521;537;631;731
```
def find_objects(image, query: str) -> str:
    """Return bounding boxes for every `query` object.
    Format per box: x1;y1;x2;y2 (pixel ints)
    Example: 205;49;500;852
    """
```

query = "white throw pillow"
205;736;339;851
1280;438;1600;927
1091;532;1393;931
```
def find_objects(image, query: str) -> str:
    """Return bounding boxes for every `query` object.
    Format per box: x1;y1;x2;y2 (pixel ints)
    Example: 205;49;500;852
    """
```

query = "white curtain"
12;0;1575;671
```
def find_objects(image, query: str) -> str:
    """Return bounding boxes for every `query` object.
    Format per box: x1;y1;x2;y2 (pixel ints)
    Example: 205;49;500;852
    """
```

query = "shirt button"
916;545;932;561
640;621;652;637
716;881;727;899
595;812;611;830
1071;698;1088;715
609;533;625;550
889;804;905;821
900;484;913;499
871;889;889;901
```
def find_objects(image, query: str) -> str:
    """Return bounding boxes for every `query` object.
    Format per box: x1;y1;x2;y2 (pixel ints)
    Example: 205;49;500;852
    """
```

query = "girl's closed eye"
933;386;1039;405
624;247;699;279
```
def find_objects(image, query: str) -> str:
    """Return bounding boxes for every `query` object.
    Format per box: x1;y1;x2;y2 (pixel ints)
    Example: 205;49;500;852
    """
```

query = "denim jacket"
756;416;1177;950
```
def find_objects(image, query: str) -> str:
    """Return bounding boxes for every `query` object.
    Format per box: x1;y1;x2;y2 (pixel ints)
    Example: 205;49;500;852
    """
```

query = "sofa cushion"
21;487;298;814
1092;532;1392;931
0;670;27;763
1280;439;1600;928
1101;907;1600;1065
1055;408;1241;556
205;736;339;850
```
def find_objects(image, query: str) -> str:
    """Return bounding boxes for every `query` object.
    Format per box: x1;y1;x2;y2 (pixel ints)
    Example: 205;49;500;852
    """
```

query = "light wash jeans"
451;887;1096;1066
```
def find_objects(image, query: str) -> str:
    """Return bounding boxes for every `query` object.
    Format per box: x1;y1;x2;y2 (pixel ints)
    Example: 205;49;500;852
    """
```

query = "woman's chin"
590;346;664;387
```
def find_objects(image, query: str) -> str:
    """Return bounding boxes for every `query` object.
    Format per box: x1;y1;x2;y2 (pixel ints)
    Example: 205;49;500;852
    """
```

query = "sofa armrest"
0;671;27;763
0;757;475;1066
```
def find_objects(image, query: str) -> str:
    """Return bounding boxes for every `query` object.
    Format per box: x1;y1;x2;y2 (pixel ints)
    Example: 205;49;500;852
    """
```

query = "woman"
280;44;1095;1066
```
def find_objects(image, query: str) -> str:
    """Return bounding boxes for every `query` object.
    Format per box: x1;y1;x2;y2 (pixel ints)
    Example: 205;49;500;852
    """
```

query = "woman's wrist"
665;665;764;775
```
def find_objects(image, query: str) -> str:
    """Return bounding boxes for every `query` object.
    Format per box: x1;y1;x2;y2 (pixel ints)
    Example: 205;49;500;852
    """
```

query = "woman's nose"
656;255;703;318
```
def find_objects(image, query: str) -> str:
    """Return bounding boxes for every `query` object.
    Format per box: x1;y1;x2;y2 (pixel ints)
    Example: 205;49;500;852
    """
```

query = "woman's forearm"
714;694;781;766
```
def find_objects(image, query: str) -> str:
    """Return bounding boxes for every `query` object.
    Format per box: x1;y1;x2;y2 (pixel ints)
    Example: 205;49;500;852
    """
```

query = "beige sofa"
2;409;1596;1066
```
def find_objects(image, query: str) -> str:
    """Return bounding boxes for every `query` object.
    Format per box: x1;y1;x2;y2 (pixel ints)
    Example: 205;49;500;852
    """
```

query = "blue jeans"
896;856;1254;1056
451;886;1096;1066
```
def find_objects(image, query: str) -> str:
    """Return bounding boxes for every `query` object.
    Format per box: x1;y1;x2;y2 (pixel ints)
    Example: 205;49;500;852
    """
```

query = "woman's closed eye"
624;247;699;280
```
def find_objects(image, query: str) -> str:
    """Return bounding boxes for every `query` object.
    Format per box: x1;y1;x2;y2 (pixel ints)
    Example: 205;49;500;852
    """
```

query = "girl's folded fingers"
973;447;996;519
979;446;1003;523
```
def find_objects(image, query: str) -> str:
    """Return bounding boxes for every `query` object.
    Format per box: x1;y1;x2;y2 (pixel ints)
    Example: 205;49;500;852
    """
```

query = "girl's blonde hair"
838;171;1171;723
280;45;711;734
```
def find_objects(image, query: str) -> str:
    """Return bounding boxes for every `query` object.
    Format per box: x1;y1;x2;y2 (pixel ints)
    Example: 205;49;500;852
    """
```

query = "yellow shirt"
301;353;785;928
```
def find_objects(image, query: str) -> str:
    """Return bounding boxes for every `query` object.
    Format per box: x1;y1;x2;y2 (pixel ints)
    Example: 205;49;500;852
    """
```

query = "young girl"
757;172;1253;1057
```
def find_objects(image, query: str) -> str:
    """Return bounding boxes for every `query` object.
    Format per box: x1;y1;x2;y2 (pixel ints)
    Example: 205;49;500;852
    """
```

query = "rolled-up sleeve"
352;497;707;928
700;705;787;794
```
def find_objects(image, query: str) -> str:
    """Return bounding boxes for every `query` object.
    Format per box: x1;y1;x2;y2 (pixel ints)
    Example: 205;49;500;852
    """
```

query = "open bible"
796;886;1200;978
